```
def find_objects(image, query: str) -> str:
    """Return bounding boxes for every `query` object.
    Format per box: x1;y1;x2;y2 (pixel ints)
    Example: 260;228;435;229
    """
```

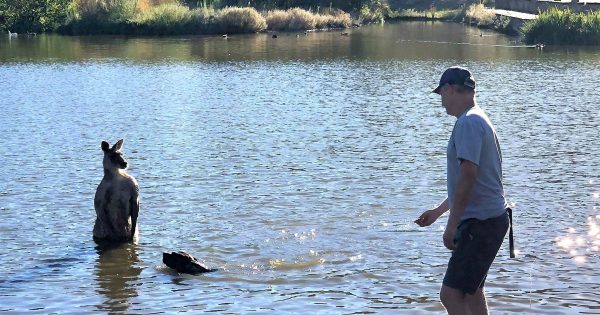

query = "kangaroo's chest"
96;180;132;210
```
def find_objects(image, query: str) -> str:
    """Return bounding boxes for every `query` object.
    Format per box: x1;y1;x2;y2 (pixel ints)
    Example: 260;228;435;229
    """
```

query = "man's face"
439;84;455;116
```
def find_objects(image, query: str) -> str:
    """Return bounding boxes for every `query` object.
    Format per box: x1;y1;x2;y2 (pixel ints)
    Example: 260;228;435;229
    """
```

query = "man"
414;67;509;315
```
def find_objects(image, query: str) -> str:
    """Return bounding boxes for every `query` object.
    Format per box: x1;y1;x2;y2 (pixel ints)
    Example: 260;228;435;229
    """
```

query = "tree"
0;0;74;32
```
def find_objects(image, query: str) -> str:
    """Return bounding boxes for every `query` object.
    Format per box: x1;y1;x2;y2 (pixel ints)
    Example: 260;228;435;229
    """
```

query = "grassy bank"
2;0;525;37
521;8;600;45
59;3;351;35
382;4;514;35
53;0;479;35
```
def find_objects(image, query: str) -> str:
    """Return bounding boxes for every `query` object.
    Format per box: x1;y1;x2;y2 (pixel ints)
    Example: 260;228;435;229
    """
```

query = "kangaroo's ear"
101;141;110;152
112;139;124;152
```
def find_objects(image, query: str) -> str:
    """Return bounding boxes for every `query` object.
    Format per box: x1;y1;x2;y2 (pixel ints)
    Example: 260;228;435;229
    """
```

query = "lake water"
0;22;599;314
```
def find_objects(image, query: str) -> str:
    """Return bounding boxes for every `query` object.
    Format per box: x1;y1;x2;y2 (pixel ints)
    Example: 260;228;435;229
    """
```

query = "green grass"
522;8;600;45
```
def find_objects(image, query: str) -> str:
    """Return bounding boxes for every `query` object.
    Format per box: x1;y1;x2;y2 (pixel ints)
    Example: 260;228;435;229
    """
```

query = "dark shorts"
443;212;509;295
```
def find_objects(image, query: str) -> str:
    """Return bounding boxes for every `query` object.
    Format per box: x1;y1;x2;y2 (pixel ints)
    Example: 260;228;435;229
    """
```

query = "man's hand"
443;223;458;250
414;209;442;227
415;199;449;227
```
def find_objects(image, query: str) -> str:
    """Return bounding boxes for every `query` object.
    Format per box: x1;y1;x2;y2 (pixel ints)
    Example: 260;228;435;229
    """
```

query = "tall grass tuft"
136;0;179;13
266;8;351;31
392;8;463;21
314;10;352;29
62;3;353;35
466;4;495;26
132;3;195;35
265;8;315;31
218;7;267;33
581;10;600;44
521;8;600;45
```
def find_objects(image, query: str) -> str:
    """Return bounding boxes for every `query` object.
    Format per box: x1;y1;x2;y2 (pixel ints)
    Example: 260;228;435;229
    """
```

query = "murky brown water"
1;22;599;314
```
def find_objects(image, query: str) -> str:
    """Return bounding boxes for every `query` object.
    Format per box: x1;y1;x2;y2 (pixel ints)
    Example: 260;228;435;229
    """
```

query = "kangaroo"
93;139;140;244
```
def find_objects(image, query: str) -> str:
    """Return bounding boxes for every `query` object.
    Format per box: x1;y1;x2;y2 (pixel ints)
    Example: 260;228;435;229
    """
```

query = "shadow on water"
94;242;142;313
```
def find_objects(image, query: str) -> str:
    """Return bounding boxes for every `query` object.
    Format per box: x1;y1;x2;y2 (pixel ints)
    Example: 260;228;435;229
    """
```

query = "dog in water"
93;139;140;244
163;251;216;274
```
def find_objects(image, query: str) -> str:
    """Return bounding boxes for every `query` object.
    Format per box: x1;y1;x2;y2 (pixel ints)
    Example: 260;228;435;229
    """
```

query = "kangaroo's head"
101;139;128;172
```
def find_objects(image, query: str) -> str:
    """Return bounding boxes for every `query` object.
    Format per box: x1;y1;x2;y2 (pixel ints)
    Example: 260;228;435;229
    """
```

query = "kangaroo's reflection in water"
94;243;142;313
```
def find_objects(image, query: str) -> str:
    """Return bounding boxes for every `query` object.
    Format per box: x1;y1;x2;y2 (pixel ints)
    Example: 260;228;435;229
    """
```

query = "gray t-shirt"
447;105;507;221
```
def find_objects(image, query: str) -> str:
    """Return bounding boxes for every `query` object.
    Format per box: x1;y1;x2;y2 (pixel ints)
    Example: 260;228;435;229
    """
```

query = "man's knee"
440;285;464;307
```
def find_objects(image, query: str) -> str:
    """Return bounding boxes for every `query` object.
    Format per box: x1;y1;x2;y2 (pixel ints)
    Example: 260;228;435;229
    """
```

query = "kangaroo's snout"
120;161;128;169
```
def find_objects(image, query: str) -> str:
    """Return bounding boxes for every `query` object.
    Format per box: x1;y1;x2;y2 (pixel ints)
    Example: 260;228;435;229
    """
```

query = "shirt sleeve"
454;115;484;166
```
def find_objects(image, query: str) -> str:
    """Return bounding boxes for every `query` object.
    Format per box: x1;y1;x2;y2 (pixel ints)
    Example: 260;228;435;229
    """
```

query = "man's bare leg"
464;288;489;315
440;285;466;315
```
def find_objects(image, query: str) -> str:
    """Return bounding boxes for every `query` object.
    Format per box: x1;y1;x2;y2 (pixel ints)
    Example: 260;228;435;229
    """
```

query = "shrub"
264;10;290;31
218;7;266;33
76;0;137;23
136;0;179;13
132;2;194;34
521;8;600;44
314;11;352;29
265;8;315;31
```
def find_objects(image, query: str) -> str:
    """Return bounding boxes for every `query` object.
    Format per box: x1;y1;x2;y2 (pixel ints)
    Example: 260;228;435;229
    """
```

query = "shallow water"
0;22;599;314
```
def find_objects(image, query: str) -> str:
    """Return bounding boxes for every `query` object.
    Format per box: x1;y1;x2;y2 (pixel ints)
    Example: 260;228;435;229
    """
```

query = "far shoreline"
6;2;600;45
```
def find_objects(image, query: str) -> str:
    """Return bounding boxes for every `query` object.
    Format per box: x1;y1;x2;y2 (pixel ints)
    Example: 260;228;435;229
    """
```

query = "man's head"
433;67;476;117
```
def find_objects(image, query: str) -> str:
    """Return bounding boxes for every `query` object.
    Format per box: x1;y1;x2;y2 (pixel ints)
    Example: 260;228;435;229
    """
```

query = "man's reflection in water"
95;242;142;313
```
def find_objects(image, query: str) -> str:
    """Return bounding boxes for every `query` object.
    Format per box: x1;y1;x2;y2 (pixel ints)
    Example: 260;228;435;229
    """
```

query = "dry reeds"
64;3;352;35
219;7;267;33
466;4;495;26
266;8;351;31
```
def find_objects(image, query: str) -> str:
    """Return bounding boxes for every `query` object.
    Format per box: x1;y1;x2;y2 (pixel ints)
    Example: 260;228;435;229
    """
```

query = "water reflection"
94;243;141;313
555;214;600;264
2;22;600;63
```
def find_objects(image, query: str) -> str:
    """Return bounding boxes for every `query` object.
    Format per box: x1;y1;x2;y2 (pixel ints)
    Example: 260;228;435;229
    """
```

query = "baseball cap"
432;67;476;94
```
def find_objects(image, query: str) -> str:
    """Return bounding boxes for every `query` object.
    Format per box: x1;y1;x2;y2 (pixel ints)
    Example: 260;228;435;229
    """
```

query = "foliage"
75;0;137;23
132;2;195;34
136;0;179;12
0;0;74;32
358;0;391;24
522;8;600;45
